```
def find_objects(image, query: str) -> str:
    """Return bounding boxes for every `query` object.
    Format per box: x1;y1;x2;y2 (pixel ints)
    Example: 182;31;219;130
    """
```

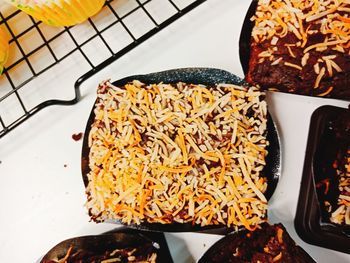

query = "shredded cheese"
271;57;283;65
318;86;334;96
284;62;302;70
314;67;326;88
85;80;269;230
301;52;310;66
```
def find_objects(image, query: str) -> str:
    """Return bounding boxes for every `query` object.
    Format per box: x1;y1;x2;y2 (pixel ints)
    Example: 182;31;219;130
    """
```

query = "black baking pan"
198;223;316;263
40;228;173;262
295;105;350;254
239;0;257;75
313;106;350;235
81;67;281;234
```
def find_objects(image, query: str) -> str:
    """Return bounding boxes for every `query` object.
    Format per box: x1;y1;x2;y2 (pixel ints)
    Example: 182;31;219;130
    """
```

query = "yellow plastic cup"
6;0;106;27
0;26;9;74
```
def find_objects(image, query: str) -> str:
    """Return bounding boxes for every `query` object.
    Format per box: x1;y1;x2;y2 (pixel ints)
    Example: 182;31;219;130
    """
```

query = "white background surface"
0;0;349;262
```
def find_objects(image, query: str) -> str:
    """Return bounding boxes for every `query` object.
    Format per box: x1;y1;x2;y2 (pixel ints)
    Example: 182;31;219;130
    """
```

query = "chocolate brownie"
247;0;350;100
199;223;316;263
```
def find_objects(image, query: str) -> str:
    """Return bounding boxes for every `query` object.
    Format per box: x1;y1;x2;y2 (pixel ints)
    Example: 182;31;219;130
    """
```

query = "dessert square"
85;80;269;230
247;0;350;99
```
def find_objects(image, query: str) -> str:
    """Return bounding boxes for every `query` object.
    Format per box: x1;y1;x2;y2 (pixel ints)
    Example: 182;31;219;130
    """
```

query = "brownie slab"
199;223;316;263
246;0;350;100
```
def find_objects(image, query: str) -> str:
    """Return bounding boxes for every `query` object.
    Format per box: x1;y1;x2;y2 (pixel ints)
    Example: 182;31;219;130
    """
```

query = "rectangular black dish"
295;105;350;254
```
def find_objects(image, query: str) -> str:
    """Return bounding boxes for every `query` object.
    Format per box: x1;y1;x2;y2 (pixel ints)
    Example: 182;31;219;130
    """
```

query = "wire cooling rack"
0;0;206;138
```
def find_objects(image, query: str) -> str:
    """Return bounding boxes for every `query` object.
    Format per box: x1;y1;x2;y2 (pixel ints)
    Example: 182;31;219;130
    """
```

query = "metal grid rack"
0;0;206;138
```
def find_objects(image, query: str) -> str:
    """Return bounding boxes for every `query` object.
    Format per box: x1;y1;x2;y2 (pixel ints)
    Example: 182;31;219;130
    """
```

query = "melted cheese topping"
252;0;350;91
85;80;269;230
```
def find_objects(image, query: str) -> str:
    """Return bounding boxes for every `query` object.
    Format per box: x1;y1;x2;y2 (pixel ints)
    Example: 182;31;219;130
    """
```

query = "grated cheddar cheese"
85;80;269;230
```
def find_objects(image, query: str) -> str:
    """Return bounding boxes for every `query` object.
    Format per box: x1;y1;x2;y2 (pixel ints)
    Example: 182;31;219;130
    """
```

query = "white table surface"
0;0;349;262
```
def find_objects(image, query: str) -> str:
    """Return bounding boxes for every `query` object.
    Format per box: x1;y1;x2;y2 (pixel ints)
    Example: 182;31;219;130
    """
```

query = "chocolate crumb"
72;132;83;141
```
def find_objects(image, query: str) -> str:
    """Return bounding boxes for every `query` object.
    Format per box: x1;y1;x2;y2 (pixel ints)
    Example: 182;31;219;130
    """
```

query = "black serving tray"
82;68;281;234
239;0;258;75
40;228;173;263
295;105;350;254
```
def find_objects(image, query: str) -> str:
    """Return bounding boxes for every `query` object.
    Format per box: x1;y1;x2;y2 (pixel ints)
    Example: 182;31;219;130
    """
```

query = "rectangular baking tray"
295;105;350;254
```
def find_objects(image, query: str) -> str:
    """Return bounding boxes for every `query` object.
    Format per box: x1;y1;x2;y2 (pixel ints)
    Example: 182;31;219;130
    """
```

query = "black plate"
82;68;281;234
198;223;316;263
295;105;350;254
40;228;173;263
239;0;258;75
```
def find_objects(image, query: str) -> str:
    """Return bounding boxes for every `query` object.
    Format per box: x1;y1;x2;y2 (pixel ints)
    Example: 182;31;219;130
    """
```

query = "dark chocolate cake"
247;0;350;100
199;223;316;263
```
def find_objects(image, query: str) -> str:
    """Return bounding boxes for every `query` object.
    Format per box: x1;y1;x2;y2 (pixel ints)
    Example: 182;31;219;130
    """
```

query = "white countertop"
0;0;349;262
